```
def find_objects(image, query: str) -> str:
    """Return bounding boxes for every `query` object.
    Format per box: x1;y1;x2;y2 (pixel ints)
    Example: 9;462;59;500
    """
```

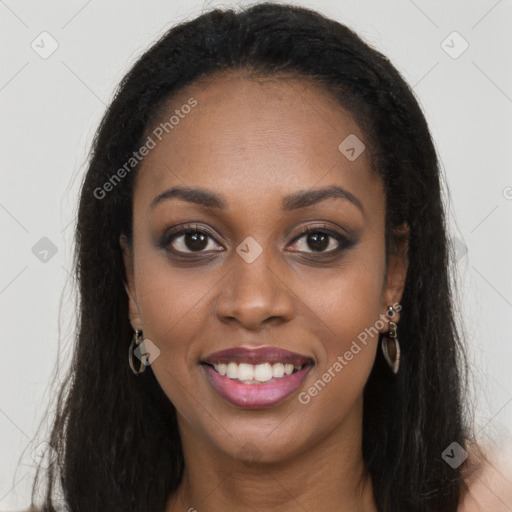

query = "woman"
24;3;508;511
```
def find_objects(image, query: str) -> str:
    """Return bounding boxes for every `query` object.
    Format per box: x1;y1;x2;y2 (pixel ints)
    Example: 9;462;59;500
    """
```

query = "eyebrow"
150;184;364;215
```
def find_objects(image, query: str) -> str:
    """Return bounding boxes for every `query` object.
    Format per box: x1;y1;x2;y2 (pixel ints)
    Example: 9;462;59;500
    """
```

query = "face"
121;71;408;465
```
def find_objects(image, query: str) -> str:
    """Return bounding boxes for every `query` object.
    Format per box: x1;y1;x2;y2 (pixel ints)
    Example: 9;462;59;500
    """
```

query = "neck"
166;398;377;512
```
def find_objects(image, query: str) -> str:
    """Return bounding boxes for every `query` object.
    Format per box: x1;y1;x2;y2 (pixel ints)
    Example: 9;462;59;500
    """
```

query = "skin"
121;71;409;512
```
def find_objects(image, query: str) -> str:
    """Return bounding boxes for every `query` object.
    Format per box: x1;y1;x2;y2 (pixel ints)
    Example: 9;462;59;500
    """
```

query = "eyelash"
159;223;356;258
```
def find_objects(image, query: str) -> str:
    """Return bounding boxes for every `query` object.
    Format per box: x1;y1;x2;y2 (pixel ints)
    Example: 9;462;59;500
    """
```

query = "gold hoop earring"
129;330;147;375
381;320;400;374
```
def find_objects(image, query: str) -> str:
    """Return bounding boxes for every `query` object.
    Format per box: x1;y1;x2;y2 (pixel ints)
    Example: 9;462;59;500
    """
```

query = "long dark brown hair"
24;3;476;511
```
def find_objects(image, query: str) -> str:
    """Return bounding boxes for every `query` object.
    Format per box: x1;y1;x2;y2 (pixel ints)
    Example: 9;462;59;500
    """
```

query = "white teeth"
212;361;304;382
254;363;273;382
226;362;238;379
238;363;254;381
272;363;285;378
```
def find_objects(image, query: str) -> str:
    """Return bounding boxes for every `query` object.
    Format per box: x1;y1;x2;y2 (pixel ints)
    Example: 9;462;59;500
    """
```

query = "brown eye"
161;225;224;254
288;226;352;255
302;232;331;252
178;231;209;252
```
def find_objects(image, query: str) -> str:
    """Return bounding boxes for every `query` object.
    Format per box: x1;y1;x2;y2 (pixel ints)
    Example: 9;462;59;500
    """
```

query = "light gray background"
1;0;511;509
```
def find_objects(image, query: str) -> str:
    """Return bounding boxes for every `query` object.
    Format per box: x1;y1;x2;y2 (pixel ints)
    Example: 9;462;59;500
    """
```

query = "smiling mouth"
200;345;315;407
201;361;313;384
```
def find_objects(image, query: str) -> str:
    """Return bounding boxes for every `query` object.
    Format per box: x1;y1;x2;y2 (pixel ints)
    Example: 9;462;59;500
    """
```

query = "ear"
379;222;409;330
119;234;143;331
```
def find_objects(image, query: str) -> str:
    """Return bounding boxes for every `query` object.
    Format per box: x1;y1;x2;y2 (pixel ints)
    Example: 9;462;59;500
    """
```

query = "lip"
200;346;314;408
201;346;313;367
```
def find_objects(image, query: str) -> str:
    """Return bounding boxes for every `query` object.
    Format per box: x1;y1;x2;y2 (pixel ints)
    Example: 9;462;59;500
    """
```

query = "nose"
215;243;295;331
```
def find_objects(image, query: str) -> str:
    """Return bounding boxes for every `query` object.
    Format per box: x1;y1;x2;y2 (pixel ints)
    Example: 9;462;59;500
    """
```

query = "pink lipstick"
201;346;314;408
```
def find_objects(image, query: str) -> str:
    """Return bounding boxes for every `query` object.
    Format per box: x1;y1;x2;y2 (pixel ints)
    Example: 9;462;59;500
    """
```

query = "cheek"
302;239;386;343
132;257;213;413
131;248;218;368
299;251;385;407
323;260;385;348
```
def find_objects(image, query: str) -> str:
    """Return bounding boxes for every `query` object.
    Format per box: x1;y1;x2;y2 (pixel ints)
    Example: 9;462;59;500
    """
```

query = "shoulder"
457;438;512;511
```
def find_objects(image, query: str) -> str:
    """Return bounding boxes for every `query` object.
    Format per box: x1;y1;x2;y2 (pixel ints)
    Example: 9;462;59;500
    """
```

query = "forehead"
134;71;383;216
